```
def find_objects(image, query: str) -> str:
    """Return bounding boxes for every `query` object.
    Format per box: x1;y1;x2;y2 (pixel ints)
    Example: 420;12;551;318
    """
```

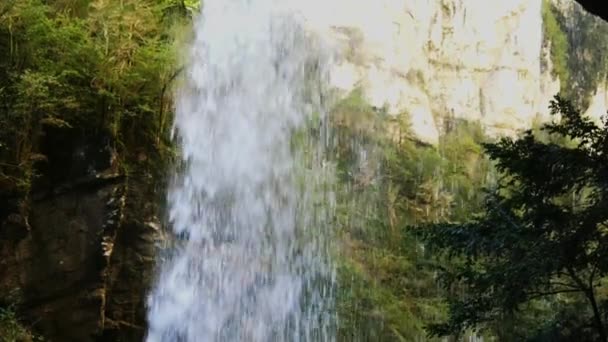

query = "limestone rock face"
585;83;608;122
299;0;594;144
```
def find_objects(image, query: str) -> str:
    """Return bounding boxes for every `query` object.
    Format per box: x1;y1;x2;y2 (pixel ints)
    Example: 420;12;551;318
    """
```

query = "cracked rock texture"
0;128;162;341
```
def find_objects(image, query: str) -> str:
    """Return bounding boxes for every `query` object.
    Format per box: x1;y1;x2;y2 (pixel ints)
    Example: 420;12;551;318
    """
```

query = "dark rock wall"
0;126;164;341
102;174;163;341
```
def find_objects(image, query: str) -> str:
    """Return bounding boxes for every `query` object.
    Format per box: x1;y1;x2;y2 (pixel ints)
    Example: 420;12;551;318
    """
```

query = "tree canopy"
418;96;608;341
0;0;192;214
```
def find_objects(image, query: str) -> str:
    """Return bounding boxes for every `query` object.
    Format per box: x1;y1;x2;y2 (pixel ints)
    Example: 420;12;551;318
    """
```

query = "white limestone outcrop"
299;0;600;144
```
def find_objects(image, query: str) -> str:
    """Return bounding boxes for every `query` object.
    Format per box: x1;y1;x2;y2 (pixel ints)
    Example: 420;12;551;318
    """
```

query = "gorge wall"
301;0;605;145
0;127;163;341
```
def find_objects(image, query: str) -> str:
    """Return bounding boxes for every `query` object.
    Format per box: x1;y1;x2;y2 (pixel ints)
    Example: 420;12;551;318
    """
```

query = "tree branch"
548;281;580;290
526;288;584;300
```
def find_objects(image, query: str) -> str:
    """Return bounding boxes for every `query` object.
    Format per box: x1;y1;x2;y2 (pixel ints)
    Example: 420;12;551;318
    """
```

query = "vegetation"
543;0;608;110
332;90;492;340
315;8;608;337
332;91;608;341
542;0;570;89
0;0;197;338
0;305;41;342
0;0;194;215
418;96;608;341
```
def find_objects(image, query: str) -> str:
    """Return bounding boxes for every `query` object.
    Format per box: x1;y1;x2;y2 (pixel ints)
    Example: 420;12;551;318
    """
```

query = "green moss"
542;0;570;88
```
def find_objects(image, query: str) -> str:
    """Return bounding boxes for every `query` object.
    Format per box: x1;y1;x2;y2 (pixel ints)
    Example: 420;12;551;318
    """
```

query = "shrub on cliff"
542;0;570;89
0;0;189;200
332;90;493;340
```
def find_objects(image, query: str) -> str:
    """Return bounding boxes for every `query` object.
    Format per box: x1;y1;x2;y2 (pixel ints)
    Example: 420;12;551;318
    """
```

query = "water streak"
146;1;335;341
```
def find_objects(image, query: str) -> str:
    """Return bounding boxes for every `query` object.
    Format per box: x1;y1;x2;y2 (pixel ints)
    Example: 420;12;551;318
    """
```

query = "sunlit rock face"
585;83;608;122
297;0;578;144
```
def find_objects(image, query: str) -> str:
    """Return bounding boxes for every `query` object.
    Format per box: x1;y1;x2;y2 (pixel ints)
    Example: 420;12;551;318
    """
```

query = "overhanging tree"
417;96;608;341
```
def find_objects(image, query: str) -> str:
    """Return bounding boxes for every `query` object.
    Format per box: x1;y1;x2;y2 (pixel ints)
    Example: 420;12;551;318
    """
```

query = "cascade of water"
146;1;335;341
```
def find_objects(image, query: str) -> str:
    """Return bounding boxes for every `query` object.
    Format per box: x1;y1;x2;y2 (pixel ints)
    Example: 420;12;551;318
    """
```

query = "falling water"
146;1;335;341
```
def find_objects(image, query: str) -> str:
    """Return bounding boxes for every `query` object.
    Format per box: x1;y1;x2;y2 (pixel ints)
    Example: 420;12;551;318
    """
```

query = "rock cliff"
301;0;603;144
0;127;163;341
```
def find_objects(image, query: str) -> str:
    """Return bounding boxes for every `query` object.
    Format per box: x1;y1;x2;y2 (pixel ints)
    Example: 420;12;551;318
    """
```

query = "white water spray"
146;1;335;341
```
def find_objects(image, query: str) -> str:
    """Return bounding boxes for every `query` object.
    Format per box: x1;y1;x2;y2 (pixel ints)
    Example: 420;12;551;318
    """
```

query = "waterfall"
146;1;336;341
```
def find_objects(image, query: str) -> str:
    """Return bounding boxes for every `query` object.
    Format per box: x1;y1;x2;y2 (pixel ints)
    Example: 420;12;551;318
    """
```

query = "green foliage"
0;306;42;342
332;90;492;340
0;0;189;334
0;0;188;203
337;251;446;341
417;96;608;341
542;0;570;88
542;0;608;110
183;0;201;14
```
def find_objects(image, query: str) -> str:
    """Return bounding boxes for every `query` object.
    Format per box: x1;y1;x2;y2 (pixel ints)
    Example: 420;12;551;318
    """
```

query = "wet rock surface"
0;127;162;341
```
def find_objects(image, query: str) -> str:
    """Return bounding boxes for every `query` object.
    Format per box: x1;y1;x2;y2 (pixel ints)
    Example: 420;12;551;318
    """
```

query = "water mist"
146;1;336;341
